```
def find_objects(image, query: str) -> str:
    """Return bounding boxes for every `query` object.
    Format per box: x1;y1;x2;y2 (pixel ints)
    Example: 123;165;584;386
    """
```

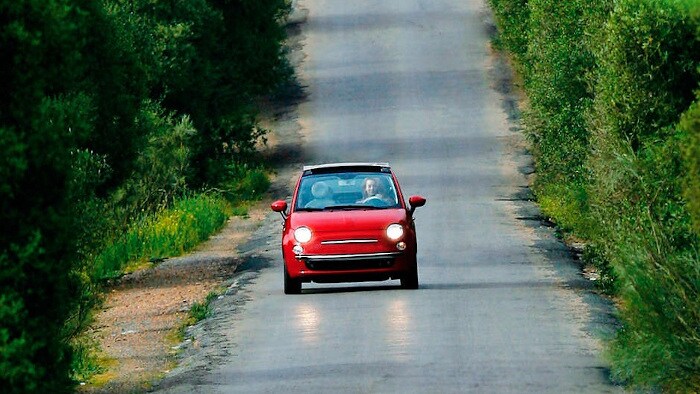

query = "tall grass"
93;193;232;280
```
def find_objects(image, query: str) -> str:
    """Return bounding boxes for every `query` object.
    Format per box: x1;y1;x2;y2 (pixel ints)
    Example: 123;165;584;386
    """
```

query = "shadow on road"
299;283;403;294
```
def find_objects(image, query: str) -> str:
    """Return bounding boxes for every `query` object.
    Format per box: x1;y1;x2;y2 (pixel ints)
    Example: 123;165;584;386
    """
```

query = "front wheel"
284;266;302;294
400;269;419;289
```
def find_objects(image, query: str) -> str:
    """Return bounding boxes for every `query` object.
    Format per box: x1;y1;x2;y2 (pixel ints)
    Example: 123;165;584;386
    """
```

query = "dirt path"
80;208;267;393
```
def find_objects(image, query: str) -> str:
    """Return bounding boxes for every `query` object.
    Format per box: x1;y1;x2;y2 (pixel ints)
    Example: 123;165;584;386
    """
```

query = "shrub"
488;0;700;388
587;0;697;153
220;163;271;202
0;1;100;387
0;0;290;388
487;0;529;63
681;97;700;235
116;102;196;216
520;0;611;243
134;0;292;187
585;0;700;389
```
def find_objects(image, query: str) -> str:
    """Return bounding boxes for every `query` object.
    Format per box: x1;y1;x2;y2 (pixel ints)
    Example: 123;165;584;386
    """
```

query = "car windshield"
295;172;401;211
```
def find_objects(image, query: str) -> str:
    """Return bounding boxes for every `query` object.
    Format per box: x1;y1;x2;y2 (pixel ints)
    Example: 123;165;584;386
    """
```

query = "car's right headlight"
294;226;312;243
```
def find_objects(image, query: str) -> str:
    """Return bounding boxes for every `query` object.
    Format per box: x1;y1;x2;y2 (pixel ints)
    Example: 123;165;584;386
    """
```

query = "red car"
271;163;426;294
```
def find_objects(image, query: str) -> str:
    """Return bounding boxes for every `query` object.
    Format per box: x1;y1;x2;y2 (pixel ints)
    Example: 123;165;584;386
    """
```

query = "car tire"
400;269;419;289
284;266;302;294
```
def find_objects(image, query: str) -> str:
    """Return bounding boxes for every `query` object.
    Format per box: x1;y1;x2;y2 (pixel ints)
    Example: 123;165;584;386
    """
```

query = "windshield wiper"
295;207;324;212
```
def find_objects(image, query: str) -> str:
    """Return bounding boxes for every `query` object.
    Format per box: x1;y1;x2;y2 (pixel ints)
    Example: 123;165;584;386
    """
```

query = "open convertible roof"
302;162;391;175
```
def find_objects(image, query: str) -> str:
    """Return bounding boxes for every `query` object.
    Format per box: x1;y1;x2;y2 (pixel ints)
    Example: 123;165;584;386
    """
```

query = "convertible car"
271;163;426;294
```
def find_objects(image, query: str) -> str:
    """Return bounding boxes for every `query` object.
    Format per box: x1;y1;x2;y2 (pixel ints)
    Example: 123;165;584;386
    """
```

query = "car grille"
305;257;395;271
320;239;378;245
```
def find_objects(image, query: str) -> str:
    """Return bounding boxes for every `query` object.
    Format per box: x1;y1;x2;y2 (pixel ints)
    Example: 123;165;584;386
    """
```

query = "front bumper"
284;250;415;283
298;252;401;271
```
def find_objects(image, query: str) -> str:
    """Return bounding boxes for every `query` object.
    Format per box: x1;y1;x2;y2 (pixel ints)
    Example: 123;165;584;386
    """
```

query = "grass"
93;193;233;280
187;292;219;324
71;336;107;384
534;180;594;239
168;291;221;348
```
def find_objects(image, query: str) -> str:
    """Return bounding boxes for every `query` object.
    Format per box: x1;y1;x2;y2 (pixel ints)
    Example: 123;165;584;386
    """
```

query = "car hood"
290;208;408;232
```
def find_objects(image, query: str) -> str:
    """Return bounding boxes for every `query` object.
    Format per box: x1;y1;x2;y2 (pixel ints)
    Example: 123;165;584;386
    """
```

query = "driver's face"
365;179;377;195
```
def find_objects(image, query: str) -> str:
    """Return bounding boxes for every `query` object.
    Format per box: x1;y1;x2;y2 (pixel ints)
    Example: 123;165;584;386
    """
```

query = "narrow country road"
154;0;621;392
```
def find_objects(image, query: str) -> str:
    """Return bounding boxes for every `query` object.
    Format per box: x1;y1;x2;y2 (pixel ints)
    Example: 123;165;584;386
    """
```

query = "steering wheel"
363;196;387;207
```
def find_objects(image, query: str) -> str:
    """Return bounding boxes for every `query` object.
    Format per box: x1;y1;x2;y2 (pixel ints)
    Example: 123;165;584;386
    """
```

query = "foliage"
1;0;291;390
221;163;272;202
521;0;612;242
94;194;232;280
117;102;196;216
535;181;595;239
188;292;219;323
70;336;106;384
488;0;700;389
133;0;292;186
681;97;700;235
487;0;529;63
588;132;699;389
0;1;101;391
585;2;700;389
587;0;697;153
581;243;617;294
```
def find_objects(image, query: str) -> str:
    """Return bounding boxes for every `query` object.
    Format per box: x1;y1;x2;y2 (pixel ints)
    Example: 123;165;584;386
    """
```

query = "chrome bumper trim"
321;239;378;245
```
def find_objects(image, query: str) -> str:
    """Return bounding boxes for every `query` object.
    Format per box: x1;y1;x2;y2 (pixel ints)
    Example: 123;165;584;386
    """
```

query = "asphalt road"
155;0;621;392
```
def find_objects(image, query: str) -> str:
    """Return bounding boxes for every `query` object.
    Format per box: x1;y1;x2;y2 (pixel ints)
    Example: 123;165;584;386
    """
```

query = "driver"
357;177;388;204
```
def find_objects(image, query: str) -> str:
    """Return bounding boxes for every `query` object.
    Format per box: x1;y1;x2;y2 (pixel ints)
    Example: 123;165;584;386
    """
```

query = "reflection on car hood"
290;208;407;231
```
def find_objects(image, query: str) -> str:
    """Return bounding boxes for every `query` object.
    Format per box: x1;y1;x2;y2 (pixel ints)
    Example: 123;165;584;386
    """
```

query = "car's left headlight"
294;226;312;243
386;224;404;241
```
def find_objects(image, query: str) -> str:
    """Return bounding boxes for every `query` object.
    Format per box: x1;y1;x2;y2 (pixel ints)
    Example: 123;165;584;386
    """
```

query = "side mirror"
271;200;288;219
408;195;426;215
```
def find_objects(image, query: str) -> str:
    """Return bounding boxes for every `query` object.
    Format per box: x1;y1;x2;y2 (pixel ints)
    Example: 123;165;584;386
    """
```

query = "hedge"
488;0;700;389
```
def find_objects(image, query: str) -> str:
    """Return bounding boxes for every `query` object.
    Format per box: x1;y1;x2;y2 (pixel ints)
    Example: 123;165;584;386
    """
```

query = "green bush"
602;141;700;389
188;292;218;323
70;336;105;384
531;0;614;164
681;97;700;235
117;102;196;215
505;0;610;244
133;0;291;187
488;0;700;389
587;0;697;153
220;163;271;202
0;1;102;390
487;0;529;63
535;180;595;239
2;0;290;389
584;0;699;389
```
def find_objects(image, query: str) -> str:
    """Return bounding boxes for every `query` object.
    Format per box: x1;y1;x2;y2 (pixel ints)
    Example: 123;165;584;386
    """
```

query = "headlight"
386;224;404;241
294;226;312;243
